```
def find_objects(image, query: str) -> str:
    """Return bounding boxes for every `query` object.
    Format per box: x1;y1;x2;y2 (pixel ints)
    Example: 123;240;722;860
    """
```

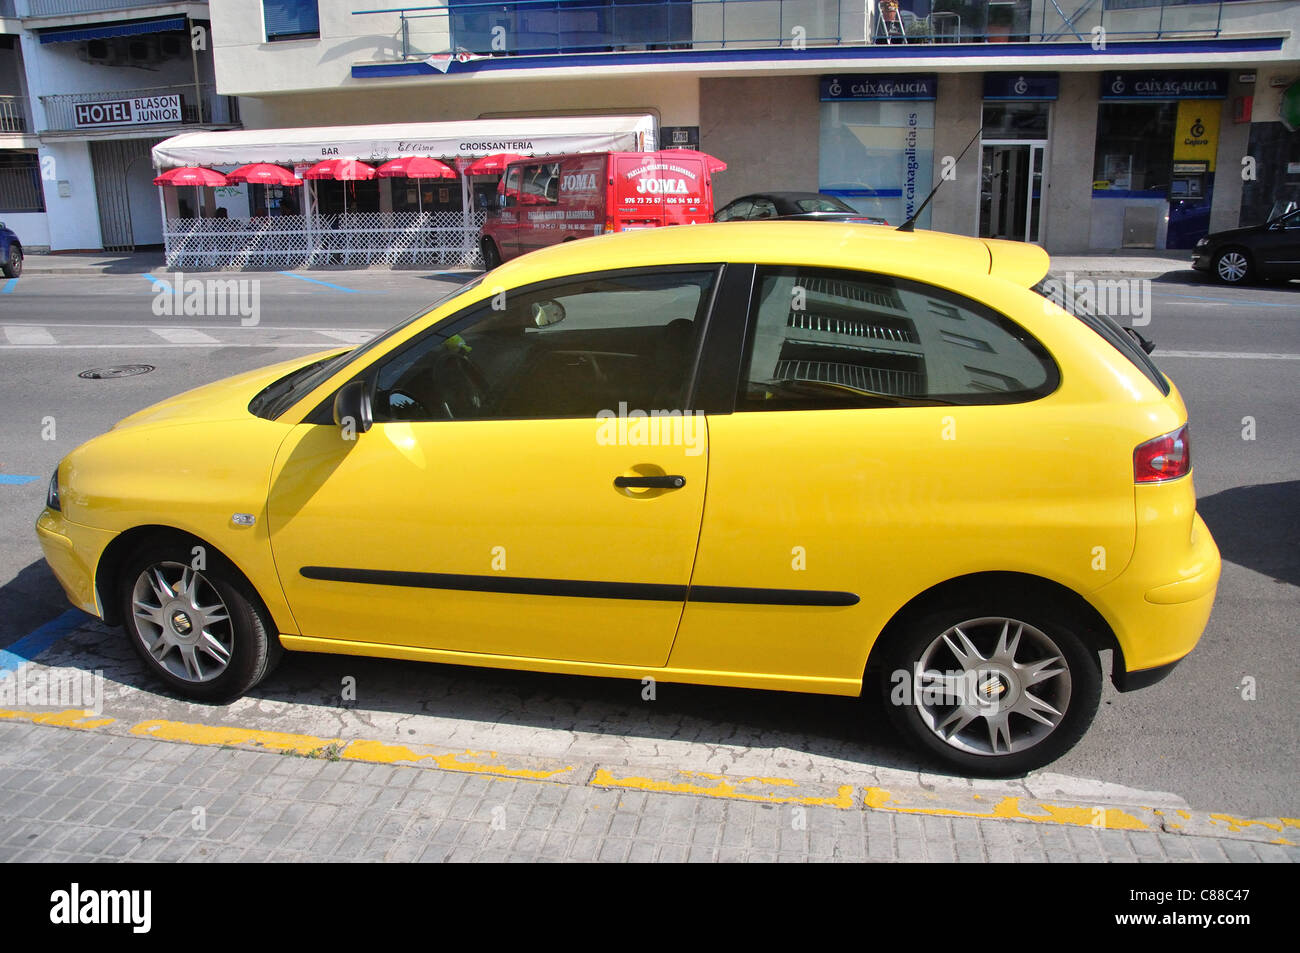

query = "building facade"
8;0;1300;254
1;0;236;252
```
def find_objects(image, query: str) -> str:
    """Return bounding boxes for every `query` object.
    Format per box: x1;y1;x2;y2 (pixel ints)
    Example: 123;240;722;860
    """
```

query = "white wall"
1;211;48;249
38;140;102;250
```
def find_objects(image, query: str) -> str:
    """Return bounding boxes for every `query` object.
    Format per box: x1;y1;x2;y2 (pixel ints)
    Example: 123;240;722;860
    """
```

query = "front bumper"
35;509;117;618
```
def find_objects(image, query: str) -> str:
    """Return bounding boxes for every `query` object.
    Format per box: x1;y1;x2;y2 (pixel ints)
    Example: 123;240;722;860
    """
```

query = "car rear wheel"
878;604;1101;776
119;544;280;702
480;238;501;270
1213;247;1251;284
1;245;20;278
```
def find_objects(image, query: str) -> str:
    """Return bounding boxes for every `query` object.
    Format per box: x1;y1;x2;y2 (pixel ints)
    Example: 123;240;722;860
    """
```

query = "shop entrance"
979;140;1045;243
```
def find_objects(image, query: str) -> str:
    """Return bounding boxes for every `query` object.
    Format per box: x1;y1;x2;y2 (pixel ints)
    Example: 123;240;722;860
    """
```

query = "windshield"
796;196;855;214
252;275;486;420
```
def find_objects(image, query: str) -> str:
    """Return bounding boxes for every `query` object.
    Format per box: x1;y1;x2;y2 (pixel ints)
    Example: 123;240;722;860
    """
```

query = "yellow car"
36;222;1220;775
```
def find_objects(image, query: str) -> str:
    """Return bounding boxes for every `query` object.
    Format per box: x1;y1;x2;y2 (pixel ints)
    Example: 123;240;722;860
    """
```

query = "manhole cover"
78;364;155;380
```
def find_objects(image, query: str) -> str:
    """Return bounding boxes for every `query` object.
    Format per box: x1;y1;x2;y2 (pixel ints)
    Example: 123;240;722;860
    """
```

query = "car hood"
1202;224;1263;244
112;349;342;431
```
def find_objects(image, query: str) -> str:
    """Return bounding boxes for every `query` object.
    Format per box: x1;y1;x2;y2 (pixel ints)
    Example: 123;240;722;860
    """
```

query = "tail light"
1134;424;1190;483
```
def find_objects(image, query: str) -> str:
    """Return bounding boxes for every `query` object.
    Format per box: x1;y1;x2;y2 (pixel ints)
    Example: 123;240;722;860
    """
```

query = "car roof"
729;191;841;204
487;221;1051;289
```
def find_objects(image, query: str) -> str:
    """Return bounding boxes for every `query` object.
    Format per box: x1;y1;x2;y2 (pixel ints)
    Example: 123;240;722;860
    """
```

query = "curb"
3;706;1294;848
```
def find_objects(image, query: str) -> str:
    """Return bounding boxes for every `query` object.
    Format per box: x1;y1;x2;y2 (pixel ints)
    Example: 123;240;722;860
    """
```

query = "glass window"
264;0;320;41
981;102;1050;140
0;151;45;212
820;100;935;228
714;199;752;222
738;267;1057;410
795;196;854;213
518;162;559;206
369;269;717;422
749;199;779;219
1093;102;1177;193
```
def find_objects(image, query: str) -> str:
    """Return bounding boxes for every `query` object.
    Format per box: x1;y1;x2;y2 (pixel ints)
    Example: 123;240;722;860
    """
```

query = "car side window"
716;199;752;222
749;199;778;220
738;267;1057;410
370;269;717;422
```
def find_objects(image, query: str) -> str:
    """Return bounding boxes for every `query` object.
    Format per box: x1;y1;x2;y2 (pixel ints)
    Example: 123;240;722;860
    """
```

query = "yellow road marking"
592;768;855;808
0;707;115;730
864;787;1149;831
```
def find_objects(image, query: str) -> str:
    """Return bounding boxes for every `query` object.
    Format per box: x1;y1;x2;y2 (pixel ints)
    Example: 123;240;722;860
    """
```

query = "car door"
266;266;718;667
1254;209;1300;277
495;165;524;259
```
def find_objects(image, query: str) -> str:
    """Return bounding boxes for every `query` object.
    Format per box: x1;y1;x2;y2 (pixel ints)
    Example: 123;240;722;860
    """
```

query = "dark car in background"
1192;203;1300;285
714;191;889;226
0;221;22;278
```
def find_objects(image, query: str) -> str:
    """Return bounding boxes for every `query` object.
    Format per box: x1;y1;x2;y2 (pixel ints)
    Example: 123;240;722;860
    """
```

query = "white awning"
153;115;658;169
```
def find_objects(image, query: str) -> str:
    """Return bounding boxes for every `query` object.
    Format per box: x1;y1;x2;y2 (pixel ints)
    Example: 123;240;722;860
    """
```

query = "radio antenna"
897;125;983;233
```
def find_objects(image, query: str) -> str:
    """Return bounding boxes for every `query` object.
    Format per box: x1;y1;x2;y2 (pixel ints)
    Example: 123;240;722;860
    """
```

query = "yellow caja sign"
1174;100;1220;171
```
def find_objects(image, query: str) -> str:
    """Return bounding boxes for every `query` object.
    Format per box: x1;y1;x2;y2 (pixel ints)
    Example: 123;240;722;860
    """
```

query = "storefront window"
820;100;935;228
1093;102;1177;194
982;102;1049;140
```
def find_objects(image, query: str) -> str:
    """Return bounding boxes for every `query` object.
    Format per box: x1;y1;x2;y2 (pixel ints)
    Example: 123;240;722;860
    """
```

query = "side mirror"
531;299;566;327
333;380;372;434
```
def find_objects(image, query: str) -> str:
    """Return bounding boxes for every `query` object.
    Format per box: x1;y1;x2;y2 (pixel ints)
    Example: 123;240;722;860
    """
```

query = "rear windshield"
796;197;854;213
1032;281;1169;395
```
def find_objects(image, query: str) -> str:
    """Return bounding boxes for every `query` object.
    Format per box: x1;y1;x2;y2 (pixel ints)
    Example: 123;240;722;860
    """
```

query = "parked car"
480;151;715;268
0;221;22;278
37;221;1219;775
714;191;889;226
1191;204;1300;284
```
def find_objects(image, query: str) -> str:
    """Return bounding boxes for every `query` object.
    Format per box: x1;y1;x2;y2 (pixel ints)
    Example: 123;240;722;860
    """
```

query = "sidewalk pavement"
20;249;1196;280
2;715;1295;863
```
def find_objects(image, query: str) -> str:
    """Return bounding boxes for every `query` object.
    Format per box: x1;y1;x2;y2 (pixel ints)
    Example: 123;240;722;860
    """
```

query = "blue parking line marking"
277;272;366;293
1;278;16;294
0;610;90;677
142;273;168;289
1151;291;1297;308
0;474;40;485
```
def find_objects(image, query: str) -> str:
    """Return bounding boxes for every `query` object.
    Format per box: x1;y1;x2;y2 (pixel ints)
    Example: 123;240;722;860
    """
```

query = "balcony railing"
24;0;203;16
356;0;1244;60
0;95;30;133
40;83;238;132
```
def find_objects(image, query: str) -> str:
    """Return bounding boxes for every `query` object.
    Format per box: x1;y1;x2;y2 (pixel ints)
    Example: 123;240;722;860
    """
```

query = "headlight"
46;468;60;511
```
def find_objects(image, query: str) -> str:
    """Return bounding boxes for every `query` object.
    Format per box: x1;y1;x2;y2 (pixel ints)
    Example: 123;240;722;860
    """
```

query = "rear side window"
739;267;1058;409
1032;281;1169;395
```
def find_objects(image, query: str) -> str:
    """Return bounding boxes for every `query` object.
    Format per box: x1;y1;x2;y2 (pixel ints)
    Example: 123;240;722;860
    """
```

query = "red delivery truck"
480;151;715;267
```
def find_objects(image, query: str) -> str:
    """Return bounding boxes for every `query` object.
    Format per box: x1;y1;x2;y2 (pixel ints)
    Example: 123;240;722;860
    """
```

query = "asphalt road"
1;266;1296;817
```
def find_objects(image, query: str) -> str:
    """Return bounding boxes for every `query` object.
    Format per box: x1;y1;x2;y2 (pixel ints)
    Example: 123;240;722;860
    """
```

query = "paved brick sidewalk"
3;721;1295;863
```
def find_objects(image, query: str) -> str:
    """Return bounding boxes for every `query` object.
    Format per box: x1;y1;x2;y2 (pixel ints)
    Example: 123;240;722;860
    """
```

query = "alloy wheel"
130;561;234;683
1216;250;1248;283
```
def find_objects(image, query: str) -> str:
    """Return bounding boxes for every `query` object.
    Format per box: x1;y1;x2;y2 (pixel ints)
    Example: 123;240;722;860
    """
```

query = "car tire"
119;542;281;702
1213;247;1252;285
480;238;501;271
1;245;20;279
877;601;1102;777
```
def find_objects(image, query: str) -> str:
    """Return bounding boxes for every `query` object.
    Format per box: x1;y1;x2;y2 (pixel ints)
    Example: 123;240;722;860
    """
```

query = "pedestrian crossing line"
316;330;377;344
3;325;56;345
149;327;221;344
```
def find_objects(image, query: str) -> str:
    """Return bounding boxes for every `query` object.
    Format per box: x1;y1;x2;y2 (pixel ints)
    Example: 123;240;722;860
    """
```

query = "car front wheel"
120;544;280;702
879;605;1101;776
1;245;20;278
1213;247;1251;284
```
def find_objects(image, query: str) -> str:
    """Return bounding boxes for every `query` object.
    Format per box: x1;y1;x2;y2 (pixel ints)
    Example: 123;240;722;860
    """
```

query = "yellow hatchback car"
36;222;1220;775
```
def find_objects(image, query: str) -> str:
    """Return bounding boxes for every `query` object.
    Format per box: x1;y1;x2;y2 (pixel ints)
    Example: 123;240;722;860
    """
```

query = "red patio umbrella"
376;157;457;212
656;148;727;173
302;159;377;218
153;166;229;219
226;163;303;186
463;153;528;175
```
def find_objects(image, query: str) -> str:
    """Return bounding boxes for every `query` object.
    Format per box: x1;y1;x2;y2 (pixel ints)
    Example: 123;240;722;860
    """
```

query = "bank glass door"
979;140;1045;244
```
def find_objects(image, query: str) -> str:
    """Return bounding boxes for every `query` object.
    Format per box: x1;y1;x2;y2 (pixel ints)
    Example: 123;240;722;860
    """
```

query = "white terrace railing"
162;211;488;270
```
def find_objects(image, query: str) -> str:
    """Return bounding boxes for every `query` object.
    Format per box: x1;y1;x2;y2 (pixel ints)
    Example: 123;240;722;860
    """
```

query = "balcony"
39;82;238;133
356;0;1249;61
0;94;31;133
24;0;200;16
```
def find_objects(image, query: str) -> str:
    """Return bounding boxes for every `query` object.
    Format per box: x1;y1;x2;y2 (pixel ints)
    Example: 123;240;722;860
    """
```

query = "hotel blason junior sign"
74;94;182;129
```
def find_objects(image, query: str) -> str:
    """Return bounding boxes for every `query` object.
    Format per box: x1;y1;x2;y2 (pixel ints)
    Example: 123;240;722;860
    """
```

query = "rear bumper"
35;509;116;618
1092;490;1220;682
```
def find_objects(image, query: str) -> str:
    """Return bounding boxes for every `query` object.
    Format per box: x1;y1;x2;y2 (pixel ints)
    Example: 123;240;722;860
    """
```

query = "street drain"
78;364;155;380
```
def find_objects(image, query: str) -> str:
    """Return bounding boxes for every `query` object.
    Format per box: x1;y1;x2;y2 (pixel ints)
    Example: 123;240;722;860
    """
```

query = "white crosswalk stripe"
150;327;220;344
316;330;377;344
3;326;56;345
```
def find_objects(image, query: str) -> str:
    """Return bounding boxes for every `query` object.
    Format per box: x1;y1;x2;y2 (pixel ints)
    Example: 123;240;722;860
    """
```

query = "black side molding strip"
299;566;858;607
